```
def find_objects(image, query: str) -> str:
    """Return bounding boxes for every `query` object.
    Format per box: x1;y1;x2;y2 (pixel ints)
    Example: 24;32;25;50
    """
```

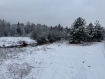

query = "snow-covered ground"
0;38;105;79
0;37;36;47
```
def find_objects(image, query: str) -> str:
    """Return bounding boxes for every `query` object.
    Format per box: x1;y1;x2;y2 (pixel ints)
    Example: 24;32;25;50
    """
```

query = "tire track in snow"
92;42;105;79
102;42;105;59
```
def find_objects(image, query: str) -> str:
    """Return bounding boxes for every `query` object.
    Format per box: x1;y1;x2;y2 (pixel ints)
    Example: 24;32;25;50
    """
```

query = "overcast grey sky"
0;0;105;27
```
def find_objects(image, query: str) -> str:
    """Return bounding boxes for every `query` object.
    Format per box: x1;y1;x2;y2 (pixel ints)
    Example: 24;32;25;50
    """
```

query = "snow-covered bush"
0;48;25;59
0;49;8;59
36;36;47;44
7;63;32;79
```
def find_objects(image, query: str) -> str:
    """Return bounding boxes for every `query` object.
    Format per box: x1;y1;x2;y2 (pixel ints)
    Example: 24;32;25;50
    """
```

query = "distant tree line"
0;19;70;44
0;19;35;37
0;17;105;44
30;24;70;44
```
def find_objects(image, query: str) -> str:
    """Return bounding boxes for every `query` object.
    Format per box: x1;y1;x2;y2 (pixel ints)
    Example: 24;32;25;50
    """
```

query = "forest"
0;17;105;44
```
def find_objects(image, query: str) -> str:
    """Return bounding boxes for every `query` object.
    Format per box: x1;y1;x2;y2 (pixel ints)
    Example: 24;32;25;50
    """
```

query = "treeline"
0;17;105;44
0;19;38;36
31;24;70;44
0;19;70;44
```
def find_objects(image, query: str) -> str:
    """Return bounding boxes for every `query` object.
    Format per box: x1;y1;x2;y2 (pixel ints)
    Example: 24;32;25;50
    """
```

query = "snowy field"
0;38;105;79
0;37;36;47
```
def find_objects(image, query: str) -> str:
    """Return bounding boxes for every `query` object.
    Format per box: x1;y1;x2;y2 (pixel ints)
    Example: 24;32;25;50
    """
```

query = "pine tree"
69;17;86;44
92;21;103;41
86;22;94;42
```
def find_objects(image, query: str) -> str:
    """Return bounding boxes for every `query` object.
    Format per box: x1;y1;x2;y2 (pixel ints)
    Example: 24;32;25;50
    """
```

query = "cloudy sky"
0;0;105;27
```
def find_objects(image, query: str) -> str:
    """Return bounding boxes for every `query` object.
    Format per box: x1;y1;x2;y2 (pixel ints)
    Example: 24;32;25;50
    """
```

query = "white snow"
0;39;105;79
0;37;36;47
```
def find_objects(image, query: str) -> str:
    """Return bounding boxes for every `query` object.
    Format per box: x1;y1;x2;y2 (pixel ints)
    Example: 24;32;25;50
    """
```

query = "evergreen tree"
17;22;21;35
86;22;94;42
69;17;86;44
92;21;103;41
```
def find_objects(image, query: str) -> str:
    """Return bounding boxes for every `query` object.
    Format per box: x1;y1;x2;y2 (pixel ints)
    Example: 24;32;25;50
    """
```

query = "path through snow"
0;41;105;79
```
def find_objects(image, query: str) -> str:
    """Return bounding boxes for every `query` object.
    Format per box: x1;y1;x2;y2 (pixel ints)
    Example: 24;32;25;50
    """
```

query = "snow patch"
0;37;36;47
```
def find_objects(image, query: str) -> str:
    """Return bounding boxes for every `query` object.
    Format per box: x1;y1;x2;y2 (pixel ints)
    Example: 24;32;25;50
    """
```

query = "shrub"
7;63;32;79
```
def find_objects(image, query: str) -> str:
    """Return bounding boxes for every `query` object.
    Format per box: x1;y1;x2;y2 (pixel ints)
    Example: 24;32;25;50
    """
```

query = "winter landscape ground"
0;37;105;79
